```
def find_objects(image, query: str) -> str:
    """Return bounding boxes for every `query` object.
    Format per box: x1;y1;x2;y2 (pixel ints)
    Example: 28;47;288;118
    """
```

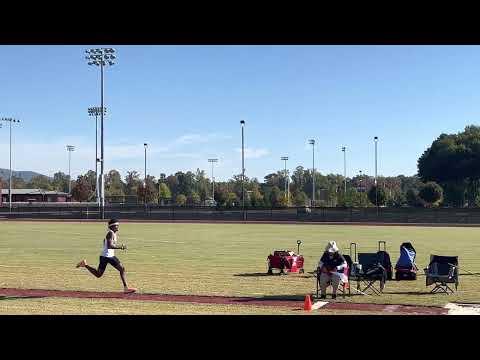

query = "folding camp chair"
354;253;387;295
348;242;386;295
424;255;459;294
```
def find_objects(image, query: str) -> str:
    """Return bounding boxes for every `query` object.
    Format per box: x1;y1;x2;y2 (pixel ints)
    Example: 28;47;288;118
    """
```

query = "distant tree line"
0;167;436;208
3;125;480;208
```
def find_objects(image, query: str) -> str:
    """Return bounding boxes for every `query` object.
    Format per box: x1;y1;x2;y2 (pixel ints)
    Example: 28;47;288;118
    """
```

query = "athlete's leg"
110;257;128;287
83;257;107;278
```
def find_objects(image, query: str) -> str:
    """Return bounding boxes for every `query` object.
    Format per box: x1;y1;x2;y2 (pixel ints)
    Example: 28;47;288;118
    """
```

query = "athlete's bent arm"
106;232;127;250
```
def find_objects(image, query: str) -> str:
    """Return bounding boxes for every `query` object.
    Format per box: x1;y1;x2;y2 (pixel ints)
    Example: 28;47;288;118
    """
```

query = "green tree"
293;191;308;206
249;187;264;207
166;175;179;197
137;175;158;204
406;188;423;207
225;192;238;207
367;185;387;206
105;170;125;198
418;126;480;206
52;172;70;193
419;182;443;207
188;191;201;205
158;183;172;205
269;186;282;207
71;175;92;202
214;184;229;207
442;181;466;207
84;170;97;198
176;171;195;197
175;194;187;206
194;168;210;202
27;175;52;190
125;171;141;195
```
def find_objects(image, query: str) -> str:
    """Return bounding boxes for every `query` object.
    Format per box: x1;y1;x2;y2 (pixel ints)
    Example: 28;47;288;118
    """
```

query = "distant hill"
0;169;51;182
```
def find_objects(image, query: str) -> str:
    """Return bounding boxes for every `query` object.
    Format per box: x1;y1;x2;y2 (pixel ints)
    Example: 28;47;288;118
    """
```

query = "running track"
0;288;448;314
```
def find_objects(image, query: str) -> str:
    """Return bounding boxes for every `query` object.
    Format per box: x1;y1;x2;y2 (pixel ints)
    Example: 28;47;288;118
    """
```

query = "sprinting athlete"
76;219;137;294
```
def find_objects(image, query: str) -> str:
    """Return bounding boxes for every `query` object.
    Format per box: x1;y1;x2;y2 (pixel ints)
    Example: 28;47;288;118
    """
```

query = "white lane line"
312;301;329;310
445;303;480;315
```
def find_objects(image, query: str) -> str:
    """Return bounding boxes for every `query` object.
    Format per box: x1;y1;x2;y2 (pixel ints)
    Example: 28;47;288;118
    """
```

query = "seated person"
316;241;347;299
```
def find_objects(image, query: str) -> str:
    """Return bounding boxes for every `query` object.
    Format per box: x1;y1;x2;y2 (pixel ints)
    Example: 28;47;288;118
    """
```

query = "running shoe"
76;259;87;268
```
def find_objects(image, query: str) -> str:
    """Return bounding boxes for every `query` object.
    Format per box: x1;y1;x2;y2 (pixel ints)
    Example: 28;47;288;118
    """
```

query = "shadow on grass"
234;272;272;277
234;272;307;277
459;273;480;276
0;296;45;301
383;291;435;296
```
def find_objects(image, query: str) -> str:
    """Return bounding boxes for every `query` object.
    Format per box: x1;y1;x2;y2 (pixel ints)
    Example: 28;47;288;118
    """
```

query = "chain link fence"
2;204;480;224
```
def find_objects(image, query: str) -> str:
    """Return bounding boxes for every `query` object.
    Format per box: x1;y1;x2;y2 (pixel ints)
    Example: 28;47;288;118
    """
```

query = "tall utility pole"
1;117;21;212
66;145;75;195
309;139;315;207
342;146;347;194
359;170;363;207
208;158;218;201
374;136;379;215
240;120;246;220
281;156;289;205
85;47;116;219
88;106;106;207
144;143;148;205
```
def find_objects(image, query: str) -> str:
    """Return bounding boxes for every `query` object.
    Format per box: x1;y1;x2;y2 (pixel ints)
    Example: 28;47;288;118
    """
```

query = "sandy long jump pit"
0;287;453;314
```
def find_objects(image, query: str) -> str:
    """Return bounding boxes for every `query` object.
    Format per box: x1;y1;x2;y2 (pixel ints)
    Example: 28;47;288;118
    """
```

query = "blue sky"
1;45;479;182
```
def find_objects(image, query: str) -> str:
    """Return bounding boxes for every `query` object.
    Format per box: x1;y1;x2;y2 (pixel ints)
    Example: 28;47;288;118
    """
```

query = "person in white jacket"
317;241;347;299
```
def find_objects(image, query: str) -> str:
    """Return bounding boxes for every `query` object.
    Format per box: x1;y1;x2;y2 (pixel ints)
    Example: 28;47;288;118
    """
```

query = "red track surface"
0;288;448;314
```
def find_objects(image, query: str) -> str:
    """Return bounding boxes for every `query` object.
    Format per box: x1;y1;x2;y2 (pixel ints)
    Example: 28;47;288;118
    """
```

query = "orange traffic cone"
304;294;312;311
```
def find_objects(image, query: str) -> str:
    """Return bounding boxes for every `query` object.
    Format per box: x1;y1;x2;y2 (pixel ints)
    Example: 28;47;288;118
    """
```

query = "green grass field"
1;221;479;314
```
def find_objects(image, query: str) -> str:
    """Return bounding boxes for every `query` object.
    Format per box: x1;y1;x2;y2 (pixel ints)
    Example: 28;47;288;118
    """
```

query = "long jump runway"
0;288;448;314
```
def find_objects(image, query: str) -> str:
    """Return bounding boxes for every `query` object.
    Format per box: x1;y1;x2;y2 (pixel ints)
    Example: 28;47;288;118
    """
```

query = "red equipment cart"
267;240;305;275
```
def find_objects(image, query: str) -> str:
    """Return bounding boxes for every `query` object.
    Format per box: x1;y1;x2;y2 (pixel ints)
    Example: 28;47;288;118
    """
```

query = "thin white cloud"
0;131;231;178
174;133;232;145
235;147;270;159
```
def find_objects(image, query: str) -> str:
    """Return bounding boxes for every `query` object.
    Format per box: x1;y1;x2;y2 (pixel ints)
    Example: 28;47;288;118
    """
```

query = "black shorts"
98;256;122;272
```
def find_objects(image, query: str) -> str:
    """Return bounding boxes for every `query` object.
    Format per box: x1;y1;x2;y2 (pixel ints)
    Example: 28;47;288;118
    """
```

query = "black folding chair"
347;243;385;296
353;253;387;295
424;255;459;294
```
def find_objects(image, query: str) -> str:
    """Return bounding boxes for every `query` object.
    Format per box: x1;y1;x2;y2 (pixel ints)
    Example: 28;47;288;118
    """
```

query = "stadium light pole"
66;145;75;195
359;170;363;208
281;156;289;205
240;120;246;220
374;136;379;215
1;117;21;212
309;139;315;207
208;158;218;201
0;123;2;205
88;106;106;207
144;143;148;206
85;47;116;219
342;146;347;194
